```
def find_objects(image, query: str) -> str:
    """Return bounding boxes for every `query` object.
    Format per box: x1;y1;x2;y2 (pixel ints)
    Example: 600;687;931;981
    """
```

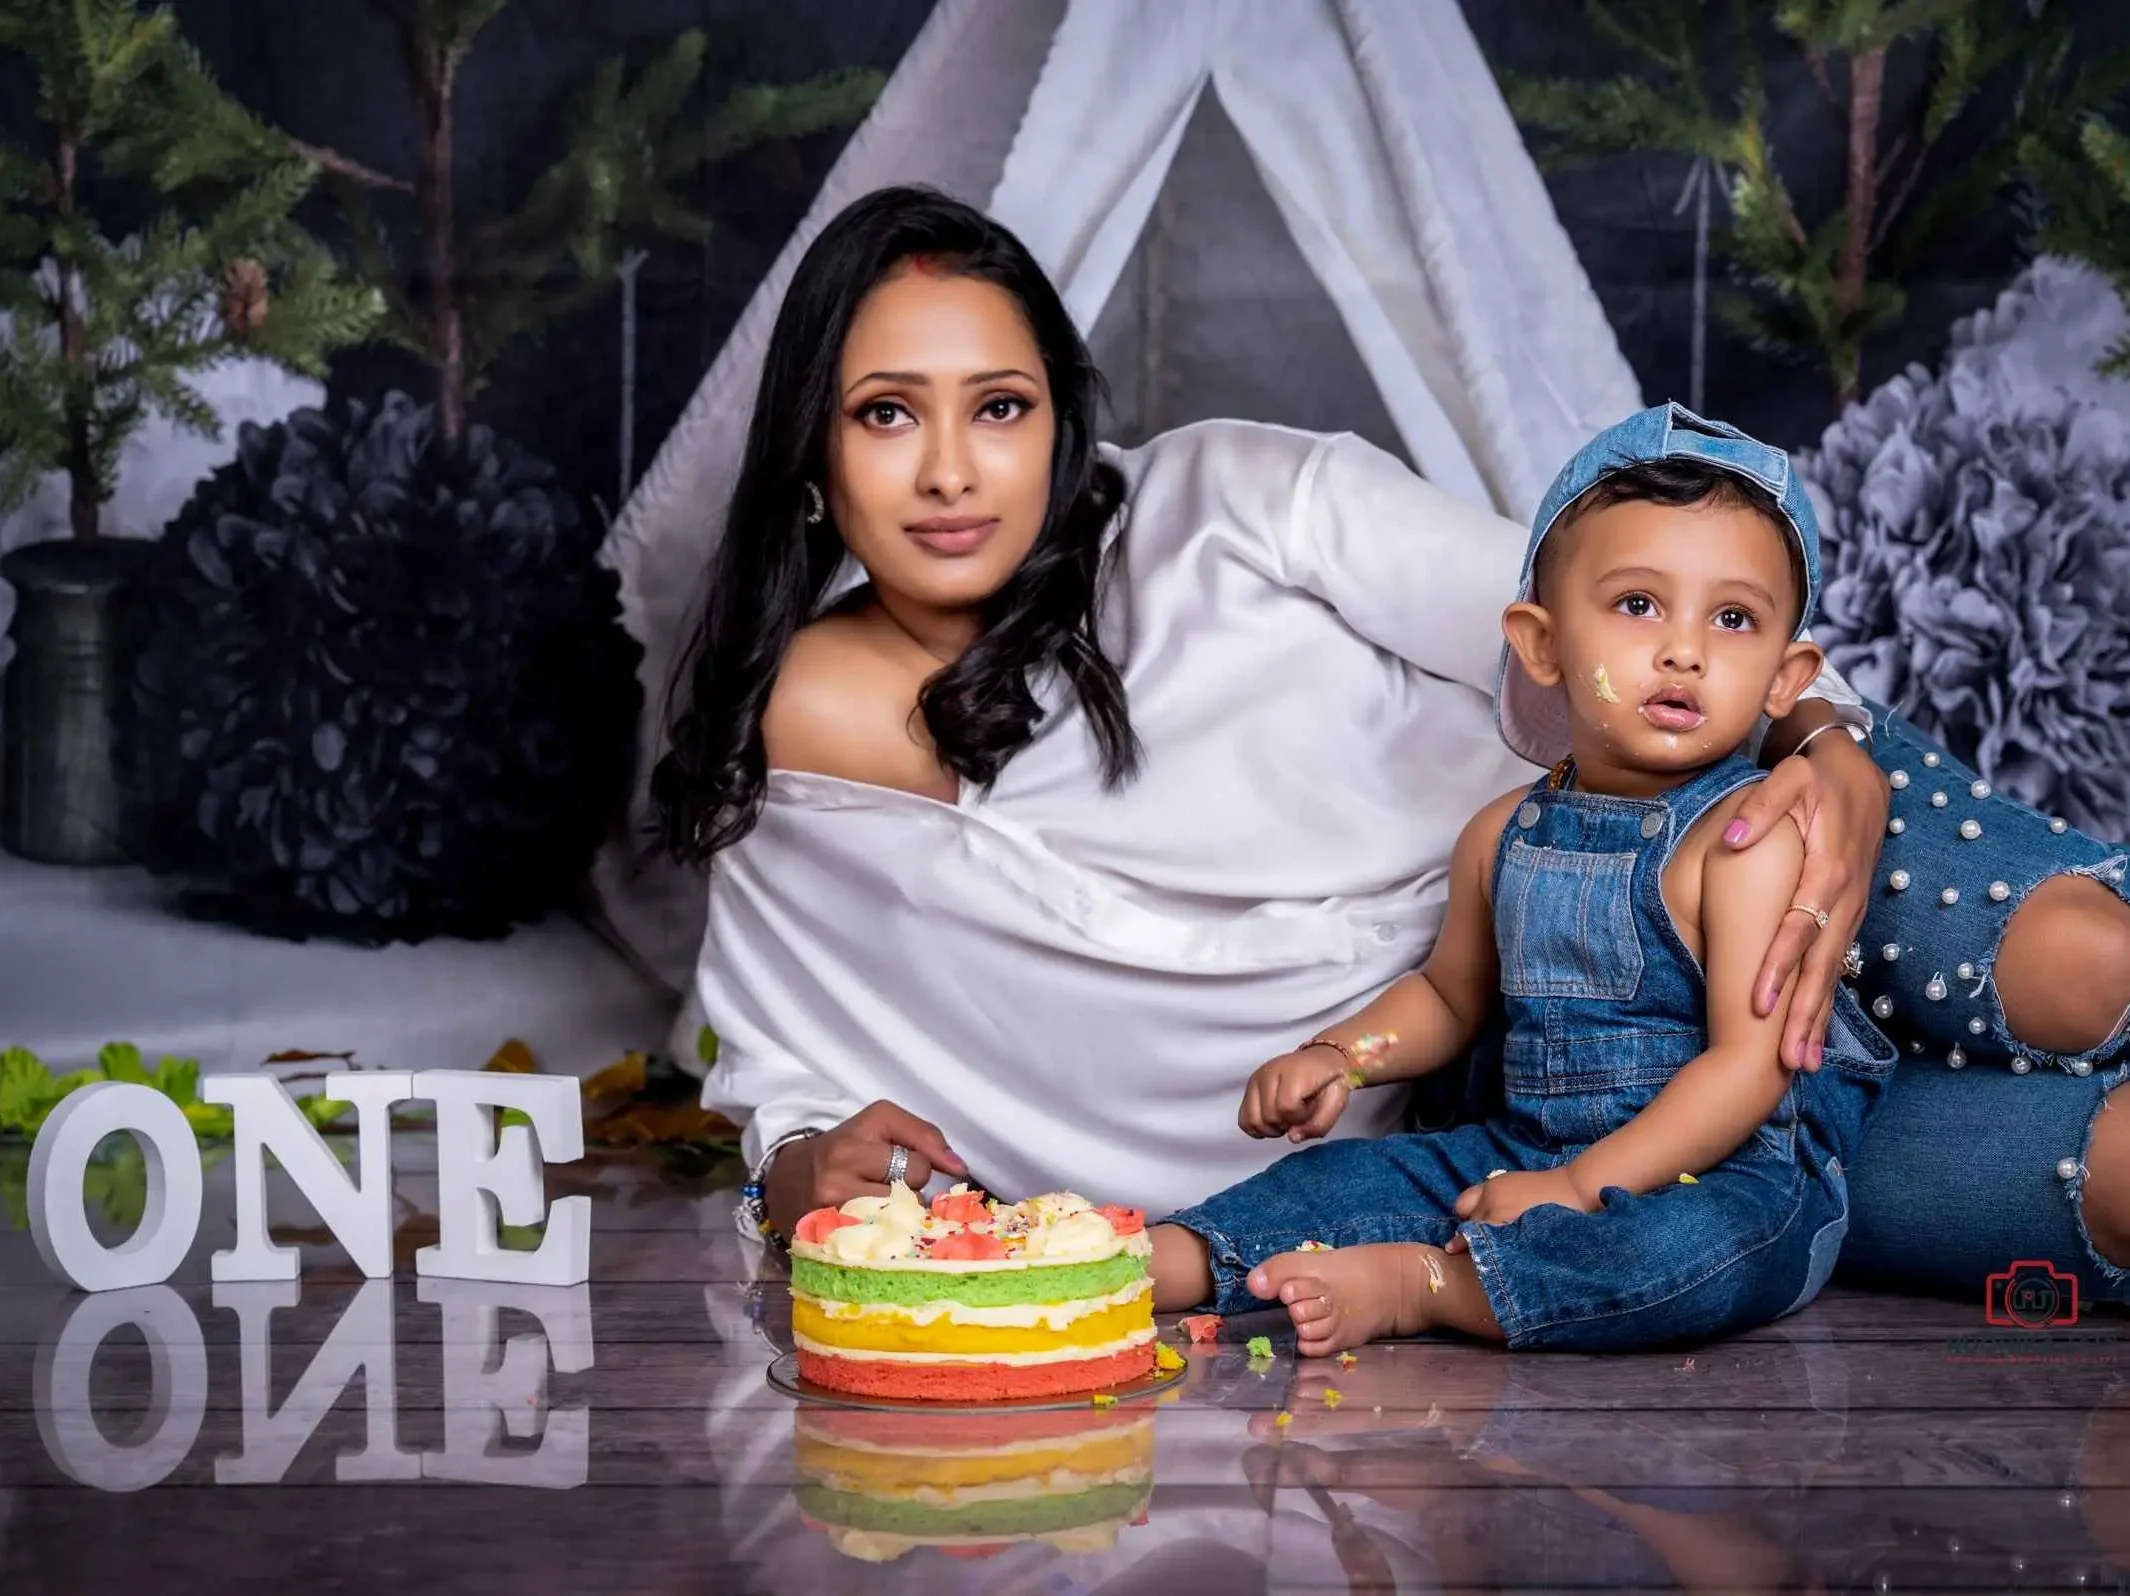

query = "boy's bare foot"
1247;1242;1501;1354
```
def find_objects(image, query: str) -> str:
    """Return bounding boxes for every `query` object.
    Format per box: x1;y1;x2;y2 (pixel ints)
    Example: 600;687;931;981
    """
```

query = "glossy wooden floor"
0;1151;2124;1594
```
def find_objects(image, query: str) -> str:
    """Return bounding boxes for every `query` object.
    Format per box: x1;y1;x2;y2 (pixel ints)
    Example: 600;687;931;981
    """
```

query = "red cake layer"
798;1342;1155;1401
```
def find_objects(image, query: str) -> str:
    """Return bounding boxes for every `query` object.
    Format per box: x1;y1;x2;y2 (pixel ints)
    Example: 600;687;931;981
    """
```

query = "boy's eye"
1616;593;1656;617
1716;606;1756;631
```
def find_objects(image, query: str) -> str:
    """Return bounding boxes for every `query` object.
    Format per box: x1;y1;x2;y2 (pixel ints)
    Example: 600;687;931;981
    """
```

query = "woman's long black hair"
650;186;1140;864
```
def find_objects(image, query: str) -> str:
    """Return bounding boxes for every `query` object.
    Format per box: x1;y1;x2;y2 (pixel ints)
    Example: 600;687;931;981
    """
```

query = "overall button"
1373;923;1399;944
1517;802;1542;829
1639;811;1665;839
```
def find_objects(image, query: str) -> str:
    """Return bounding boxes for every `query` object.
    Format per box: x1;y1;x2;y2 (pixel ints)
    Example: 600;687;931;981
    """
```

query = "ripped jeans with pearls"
1839;704;2130;1304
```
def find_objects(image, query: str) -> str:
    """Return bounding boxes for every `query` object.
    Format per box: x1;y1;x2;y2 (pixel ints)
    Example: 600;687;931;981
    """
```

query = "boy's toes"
1285;1280;1336;1333
1247;1250;1325;1304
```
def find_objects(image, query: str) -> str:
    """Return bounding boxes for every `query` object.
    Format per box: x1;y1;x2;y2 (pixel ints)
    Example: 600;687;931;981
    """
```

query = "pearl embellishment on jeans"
1969;1016;1987;1034
1941;887;1960;905
1971;780;1990;799
1959;819;1981;840
1888;817;1906;835
2071;1059;2094;1078
1957;962;1975;981
2051;818;2068;834
1988;881;2010;902
2012;1056;2034;1074
2059;1157;2082;1181
1889;770;1910;789
1882;943;1901;961
1948;1046;1966;1068
1924;752;1941;766
1926;975;1948;1001
1931;791;1949;808
1890;870;1911;891
1872;995;1895;1019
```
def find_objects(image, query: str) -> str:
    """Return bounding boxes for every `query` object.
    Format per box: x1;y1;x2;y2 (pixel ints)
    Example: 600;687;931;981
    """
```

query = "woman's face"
828;264;1056;620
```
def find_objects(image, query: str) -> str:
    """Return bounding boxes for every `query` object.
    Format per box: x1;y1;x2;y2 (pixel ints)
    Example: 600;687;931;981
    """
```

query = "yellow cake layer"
794;1431;1153;1498
791;1291;1153;1357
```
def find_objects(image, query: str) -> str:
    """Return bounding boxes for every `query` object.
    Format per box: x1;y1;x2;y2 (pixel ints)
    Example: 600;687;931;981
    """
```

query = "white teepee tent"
590;0;1646;995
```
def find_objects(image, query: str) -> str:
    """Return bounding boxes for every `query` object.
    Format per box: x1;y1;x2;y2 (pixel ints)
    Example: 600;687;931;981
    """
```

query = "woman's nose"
919;421;974;499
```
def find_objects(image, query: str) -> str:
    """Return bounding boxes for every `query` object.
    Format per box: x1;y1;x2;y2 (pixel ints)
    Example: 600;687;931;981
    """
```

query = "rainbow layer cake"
793;1406;1155;1562
788;1182;1155;1400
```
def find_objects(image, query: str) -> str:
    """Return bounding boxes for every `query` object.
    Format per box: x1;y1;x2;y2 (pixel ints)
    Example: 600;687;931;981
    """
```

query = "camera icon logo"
1984;1259;2080;1329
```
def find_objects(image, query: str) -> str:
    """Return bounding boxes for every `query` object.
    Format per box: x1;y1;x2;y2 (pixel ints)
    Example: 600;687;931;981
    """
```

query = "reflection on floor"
0;1152;2125;1593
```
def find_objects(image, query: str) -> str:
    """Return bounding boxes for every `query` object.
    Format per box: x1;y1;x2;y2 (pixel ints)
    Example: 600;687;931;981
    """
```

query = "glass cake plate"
765;1351;1188;1413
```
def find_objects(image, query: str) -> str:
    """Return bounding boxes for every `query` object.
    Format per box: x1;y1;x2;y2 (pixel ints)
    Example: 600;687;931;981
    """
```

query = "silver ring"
884;1144;910;1187
1841;941;1864;980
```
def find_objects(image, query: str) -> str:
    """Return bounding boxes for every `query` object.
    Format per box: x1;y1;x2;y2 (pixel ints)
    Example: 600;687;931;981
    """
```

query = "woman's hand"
764;1100;968;1239
1722;732;1889;1071
1239;1048;1353;1141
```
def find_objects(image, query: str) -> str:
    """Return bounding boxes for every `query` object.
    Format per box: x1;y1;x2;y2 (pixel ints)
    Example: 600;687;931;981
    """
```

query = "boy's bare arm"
1563;812;1806;1200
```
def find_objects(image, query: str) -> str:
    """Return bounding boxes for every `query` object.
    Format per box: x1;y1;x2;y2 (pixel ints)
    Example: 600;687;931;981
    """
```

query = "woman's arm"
1564;816;1807;1198
1720;699;1891;1069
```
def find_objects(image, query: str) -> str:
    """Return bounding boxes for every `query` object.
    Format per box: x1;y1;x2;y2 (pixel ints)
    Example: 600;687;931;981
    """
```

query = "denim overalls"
1164;752;1901;1350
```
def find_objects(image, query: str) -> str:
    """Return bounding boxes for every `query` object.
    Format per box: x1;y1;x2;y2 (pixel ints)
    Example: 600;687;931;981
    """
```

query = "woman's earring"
803;482;826;525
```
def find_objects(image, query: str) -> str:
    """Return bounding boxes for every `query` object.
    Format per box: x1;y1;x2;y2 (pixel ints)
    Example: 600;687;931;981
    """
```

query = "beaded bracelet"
735;1125;821;1244
1301;1030;1401;1089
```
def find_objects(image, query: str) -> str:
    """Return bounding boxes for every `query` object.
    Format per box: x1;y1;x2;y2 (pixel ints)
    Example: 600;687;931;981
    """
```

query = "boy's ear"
1762;639;1825;721
1501;602;1563;686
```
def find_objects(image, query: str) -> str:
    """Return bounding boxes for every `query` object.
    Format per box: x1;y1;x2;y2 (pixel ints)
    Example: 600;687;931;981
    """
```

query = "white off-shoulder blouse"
690;419;1866;1218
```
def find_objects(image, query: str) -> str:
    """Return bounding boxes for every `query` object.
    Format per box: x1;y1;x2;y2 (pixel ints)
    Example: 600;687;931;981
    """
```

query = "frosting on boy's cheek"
1591;664;1621;704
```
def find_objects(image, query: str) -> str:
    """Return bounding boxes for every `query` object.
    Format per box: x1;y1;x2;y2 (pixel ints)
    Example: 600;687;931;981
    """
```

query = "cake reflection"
791;1403;1157;1565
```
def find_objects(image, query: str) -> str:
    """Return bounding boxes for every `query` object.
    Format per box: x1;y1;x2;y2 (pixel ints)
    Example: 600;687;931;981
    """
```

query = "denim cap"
1494;401;1823;768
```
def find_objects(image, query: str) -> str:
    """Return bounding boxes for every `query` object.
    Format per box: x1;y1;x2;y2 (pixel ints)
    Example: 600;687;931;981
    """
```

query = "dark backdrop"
12;0;2129;507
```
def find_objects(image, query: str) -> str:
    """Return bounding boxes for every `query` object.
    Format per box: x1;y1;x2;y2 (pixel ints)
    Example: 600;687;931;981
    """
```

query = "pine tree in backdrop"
0;0;381;539
1497;0;2130;410
297;0;883;441
2023;110;2130;373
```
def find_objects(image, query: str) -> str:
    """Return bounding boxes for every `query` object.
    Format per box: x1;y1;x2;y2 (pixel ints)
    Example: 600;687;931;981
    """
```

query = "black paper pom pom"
120;391;643;943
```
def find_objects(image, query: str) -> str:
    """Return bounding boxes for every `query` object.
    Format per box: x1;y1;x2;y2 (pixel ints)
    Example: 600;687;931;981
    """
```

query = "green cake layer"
790;1251;1145;1306
796;1479;1151;1539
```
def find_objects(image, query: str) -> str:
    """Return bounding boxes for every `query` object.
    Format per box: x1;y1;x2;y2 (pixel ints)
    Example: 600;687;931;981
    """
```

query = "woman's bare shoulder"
763;615;953;798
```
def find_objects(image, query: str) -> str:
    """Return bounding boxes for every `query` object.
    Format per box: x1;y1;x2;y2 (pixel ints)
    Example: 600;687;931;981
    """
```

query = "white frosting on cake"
790;1182;1150;1271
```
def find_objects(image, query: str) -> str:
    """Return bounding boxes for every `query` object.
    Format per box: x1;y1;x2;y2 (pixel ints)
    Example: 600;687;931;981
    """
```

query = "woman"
653;186;2130;1307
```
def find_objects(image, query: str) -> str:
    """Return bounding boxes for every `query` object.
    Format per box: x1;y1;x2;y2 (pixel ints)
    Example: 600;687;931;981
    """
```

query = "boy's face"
1504;495;1824;785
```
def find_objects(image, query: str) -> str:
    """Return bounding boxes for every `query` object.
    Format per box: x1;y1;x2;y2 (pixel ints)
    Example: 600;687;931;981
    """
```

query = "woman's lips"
905;517;998;555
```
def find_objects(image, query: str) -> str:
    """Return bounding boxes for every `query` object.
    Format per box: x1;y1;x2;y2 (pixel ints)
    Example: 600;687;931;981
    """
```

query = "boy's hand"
1445;1167;1595;1246
1240;1048;1353;1141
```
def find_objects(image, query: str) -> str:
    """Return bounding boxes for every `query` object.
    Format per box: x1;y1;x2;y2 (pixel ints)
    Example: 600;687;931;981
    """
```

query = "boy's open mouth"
1641;685;1705;732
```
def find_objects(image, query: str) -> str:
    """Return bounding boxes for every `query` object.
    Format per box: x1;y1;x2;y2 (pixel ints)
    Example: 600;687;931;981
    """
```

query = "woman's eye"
977;394;1030;422
858;400;910;428
1716;606;1756;631
1617;593;1655;617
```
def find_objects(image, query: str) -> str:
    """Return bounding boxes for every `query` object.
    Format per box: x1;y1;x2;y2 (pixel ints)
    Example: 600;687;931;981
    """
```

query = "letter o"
29;1082;204;1292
